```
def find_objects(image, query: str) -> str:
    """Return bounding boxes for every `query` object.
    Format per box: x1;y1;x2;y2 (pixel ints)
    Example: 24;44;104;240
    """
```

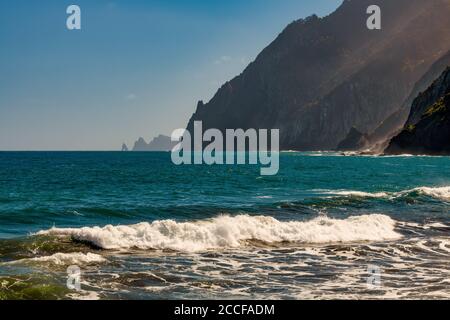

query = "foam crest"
327;191;389;198
412;186;450;201
326;186;450;201
38;214;401;252
11;252;107;266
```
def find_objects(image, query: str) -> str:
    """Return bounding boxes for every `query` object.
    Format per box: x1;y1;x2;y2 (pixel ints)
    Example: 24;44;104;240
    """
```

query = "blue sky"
0;0;342;150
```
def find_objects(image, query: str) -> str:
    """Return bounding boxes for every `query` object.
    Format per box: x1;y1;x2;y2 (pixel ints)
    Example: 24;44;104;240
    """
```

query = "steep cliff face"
187;0;450;150
385;68;450;155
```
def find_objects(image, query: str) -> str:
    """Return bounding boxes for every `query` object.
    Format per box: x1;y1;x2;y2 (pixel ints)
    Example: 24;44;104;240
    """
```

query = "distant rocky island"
128;135;177;152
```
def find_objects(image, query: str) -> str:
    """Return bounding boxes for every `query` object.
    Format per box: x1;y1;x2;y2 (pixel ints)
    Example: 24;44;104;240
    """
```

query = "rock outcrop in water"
336;127;370;151
186;0;450;151
385;67;450;155
132;135;177;151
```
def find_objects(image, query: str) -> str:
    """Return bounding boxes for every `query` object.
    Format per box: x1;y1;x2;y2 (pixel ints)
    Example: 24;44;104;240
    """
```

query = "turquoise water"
0;152;449;299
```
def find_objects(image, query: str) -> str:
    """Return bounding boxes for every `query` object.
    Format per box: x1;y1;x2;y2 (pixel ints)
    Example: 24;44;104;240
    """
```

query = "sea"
0;151;448;299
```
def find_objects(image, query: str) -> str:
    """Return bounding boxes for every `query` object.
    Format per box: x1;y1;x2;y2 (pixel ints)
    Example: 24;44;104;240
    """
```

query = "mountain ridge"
186;0;450;151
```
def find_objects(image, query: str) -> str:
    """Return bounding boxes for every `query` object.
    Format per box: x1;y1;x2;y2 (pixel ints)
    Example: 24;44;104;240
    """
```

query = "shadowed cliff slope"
336;127;370;151
368;50;450;150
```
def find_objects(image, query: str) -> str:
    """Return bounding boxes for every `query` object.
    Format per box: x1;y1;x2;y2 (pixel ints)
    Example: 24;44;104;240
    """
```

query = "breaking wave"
412;186;450;201
37;214;401;252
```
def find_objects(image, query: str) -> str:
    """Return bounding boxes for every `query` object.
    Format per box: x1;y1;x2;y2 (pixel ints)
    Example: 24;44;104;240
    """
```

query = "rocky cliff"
186;0;450;150
385;67;450;155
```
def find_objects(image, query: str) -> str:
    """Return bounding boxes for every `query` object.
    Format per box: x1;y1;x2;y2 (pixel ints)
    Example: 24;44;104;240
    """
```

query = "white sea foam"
37;214;401;252
327;191;389;198
8;252;107;266
67;291;101;301
411;186;450;201
324;186;450;201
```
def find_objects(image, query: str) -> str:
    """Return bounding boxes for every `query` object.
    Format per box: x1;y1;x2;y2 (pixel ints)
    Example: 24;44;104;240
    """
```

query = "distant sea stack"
121;143;129;152
385;67;450;155
186;0;450;151
132;135;177;151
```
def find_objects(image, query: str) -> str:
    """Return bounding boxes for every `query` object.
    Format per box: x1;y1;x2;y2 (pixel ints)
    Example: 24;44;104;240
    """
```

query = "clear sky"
0;0;342;150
